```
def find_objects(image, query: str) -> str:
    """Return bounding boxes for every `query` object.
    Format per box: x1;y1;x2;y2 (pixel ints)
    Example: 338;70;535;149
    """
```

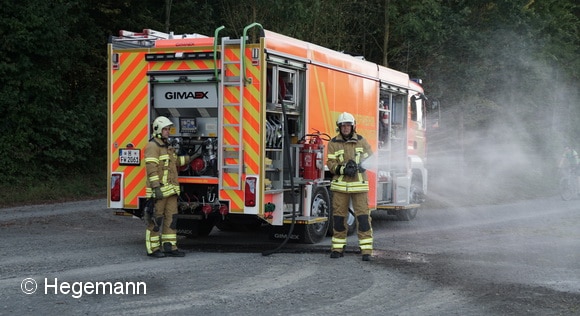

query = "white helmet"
152;116;173;137
336;112;355;127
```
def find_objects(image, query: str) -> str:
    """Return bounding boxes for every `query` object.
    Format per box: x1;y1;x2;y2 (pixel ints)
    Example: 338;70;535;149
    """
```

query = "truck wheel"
302;186;331;244
396;180;421;221
327;191;356;236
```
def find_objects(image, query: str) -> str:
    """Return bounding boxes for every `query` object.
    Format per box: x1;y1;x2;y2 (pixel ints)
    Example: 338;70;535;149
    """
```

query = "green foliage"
0;0;578;204
0;171;106;208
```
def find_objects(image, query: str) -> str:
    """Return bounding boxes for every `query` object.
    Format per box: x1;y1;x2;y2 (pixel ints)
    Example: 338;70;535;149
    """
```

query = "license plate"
119;149;141;166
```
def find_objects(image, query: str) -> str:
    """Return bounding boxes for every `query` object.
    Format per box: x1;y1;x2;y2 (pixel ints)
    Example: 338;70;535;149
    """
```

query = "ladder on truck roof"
113;29;210;48
218;36;245;190
119;29;209;40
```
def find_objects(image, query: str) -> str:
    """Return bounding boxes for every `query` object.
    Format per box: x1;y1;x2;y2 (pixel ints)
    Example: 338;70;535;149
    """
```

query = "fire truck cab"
107;23;428;244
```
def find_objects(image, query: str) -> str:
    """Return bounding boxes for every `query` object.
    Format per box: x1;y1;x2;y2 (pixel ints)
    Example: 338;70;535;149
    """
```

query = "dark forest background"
0;0;578;205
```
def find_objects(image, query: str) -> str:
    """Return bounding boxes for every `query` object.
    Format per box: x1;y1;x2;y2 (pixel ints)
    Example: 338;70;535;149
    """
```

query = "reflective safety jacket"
144;138;190;198
327;132;373;193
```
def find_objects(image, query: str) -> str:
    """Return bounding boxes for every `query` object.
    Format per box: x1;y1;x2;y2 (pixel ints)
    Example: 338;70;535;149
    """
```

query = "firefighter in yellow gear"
327;112;373;261
144;116;192;258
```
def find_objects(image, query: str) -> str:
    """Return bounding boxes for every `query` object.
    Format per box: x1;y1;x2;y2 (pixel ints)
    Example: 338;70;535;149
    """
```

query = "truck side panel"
108;49;149;209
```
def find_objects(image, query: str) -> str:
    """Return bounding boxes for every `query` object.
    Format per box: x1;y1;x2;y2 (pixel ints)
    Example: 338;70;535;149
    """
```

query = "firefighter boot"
147;250;165;258
362;254;371;261
163;242;185;257
330;251;344;258
330;245;345;259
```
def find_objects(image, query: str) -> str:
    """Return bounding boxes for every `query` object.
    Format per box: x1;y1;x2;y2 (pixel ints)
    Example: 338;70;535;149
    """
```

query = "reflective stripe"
159;154;170;160
355;147;363;164
146;230;160;254
359;237;373;250
145;157;159;164
162;233;178;246
331;237;347;251
359;238;373;244
333;149;345;163
330;180;369;193
149;175;160;182
147;183;181;198
332;237;347;243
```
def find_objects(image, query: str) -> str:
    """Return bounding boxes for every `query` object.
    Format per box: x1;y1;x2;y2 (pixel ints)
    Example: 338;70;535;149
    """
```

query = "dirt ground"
1;196;579;315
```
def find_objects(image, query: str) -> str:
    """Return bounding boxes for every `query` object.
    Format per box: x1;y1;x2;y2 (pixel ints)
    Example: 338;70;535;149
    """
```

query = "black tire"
560;177;574;201
327;191;356;236
302;186;331;244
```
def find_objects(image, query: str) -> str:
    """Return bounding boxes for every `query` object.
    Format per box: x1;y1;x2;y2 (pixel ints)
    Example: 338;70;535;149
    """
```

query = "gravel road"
1;196;579;315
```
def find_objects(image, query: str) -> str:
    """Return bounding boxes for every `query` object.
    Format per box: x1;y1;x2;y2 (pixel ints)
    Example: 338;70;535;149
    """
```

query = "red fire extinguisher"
299;134;324;180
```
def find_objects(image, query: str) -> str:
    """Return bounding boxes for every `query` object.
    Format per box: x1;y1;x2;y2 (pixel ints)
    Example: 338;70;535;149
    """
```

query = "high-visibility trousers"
145;195;178;254
330;191;373;255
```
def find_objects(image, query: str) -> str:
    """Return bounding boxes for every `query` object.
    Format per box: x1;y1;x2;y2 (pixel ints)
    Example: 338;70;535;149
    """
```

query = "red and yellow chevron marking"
219;46;262;213
110;51;150;208
242;46;261;175
110;49;218;209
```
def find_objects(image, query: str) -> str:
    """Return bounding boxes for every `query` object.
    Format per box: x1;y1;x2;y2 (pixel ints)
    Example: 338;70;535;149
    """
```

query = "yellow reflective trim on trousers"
359;238;373;245
332;238;347;251
360;245;373;250
162;234;177;246
146;230;160;254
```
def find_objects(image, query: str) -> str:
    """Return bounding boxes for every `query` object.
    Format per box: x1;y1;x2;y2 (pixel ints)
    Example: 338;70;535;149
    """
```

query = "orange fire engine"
107;23;428;243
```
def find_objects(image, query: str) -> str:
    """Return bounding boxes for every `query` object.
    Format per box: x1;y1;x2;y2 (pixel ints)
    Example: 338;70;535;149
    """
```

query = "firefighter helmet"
152;116;173;137
336;112;356;127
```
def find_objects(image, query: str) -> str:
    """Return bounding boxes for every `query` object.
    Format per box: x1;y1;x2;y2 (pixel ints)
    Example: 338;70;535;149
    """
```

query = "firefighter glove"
344;160;358;177
154;187;164;200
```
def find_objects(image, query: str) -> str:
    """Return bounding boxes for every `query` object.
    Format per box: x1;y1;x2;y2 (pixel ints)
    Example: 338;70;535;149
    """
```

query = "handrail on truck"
241;22;264;85
213;25;225;81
